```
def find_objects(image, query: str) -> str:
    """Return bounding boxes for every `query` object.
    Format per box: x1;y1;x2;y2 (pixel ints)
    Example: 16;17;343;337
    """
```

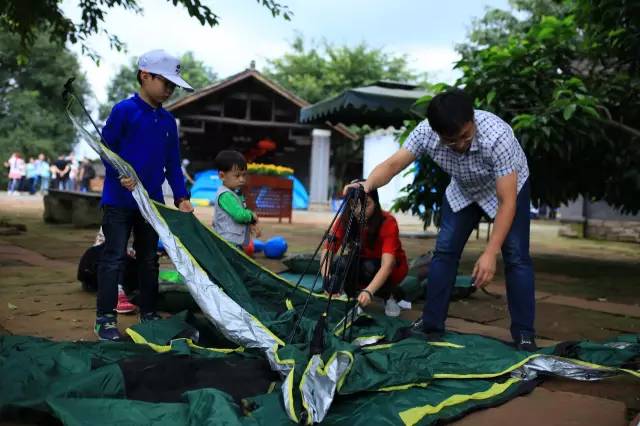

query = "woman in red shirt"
322;186;409;311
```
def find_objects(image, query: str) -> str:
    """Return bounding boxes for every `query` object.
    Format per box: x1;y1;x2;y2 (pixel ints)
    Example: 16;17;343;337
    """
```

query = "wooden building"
166;67;357;203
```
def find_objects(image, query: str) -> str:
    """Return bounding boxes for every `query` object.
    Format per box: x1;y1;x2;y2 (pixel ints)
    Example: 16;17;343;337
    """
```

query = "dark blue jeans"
422;179;535;342
97;206;159;316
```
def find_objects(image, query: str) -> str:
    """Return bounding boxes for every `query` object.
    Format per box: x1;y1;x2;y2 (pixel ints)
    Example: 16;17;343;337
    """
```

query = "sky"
61;0;514;106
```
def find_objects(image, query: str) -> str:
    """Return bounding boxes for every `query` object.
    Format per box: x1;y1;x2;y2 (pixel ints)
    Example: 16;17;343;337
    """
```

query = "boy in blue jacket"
95;50;194;341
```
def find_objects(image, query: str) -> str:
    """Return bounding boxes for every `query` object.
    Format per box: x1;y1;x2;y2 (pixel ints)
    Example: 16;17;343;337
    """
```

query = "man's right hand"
342;180;371;196
120;176;137;191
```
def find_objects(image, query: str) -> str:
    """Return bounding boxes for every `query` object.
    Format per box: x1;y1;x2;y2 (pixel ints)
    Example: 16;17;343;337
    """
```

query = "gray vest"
214;186;249;246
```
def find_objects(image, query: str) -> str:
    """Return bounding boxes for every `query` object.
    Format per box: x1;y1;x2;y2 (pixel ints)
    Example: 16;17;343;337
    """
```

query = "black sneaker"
515;335;538;352
409;319;444;341
94;314;123;341
139;312;163;323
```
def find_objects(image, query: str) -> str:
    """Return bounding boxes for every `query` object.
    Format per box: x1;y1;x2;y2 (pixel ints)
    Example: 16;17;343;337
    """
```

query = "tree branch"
597;117;640;138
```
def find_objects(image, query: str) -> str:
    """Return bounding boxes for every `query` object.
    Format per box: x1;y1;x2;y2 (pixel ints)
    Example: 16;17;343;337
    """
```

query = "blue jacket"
101;94;188;209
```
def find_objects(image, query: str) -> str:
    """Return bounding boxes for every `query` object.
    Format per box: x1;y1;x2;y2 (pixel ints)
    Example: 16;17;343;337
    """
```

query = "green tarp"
3;205;637;425
280;253;475;301
2;315;638;425
14;97;636;424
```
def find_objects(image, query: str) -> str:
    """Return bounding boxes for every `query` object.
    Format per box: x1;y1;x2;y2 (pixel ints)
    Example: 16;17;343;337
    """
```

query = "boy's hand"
251;211;260;223
120;176;137;191
250;224;262;238
178;199;194;213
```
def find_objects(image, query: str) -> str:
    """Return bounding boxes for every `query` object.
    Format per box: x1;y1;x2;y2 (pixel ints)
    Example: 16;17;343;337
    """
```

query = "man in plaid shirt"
347;89;536;351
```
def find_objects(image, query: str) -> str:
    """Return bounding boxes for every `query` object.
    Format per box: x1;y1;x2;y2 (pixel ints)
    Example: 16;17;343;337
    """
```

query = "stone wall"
586;219;640;243
558;195;640;243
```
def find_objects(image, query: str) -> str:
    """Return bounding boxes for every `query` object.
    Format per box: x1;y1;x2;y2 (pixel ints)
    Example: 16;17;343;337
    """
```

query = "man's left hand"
178;199;194;213
472;251;497;288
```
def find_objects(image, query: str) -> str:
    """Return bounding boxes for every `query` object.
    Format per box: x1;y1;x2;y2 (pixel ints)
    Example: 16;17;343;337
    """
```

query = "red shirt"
328;211;408;285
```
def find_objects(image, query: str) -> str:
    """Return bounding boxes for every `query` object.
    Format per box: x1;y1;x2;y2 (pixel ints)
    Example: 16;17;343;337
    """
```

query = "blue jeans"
422;179;535;342
27;177;36;194
97;206;159;316
8;178;21;192
39;176;50;193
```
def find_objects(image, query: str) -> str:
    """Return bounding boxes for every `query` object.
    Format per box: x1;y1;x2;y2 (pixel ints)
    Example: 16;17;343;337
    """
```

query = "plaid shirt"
404;110;529;218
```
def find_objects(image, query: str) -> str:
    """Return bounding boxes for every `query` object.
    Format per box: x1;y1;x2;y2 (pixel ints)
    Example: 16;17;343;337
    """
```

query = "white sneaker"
397;300;412;310
385;296;401;317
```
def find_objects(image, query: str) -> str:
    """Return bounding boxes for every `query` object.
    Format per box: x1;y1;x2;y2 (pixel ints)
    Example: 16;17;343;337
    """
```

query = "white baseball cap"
138;49;194;92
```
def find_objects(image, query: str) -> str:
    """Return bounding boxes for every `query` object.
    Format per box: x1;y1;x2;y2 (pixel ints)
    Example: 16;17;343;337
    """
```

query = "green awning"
299;81;428;127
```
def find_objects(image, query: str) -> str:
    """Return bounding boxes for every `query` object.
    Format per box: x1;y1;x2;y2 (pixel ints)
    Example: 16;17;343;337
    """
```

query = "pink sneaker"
116;289;137;314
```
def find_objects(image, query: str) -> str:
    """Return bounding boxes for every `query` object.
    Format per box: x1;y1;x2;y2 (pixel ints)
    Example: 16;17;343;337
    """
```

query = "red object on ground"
244;239;255;257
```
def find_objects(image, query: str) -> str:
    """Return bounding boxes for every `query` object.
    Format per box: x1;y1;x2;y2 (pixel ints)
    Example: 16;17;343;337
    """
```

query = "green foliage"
392;88;452;228
391;131;451;228
264;34;428;104
99;57;138;121
178;52;218;92
99;51;217;120
0;30;90;186
393;0;640;223
1;0;292;63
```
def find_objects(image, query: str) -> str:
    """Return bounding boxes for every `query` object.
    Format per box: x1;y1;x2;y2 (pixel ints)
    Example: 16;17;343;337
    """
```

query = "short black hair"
426;89;474;136
215;150;247;172
136;70;143;85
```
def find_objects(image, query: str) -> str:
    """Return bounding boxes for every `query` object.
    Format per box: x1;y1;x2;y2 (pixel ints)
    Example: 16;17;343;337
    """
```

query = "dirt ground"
1;193;639;424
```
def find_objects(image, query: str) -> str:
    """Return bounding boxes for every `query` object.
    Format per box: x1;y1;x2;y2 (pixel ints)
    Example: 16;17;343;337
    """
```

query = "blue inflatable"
264;236;288;259
190;169;222;204
253;239;265;253
288;175;309;210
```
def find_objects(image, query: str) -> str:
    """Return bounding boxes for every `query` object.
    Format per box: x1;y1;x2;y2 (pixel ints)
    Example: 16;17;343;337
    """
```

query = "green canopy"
299;81;428;127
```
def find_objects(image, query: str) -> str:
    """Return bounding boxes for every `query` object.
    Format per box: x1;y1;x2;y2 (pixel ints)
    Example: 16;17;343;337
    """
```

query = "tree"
0;29;90;187
264;35;429;194
99;51;217;120
394;0;640;226
1;0;292;63
264;34;426;103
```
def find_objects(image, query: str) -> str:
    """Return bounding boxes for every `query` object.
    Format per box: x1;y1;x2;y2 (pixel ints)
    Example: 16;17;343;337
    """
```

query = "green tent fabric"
278;271;324;294
28;100;637;425
159;269;184;284
153;264;473;309
7;202;632;424
2;323;639;425
280;252;475;302
58;205;640;422
541;334;640;370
